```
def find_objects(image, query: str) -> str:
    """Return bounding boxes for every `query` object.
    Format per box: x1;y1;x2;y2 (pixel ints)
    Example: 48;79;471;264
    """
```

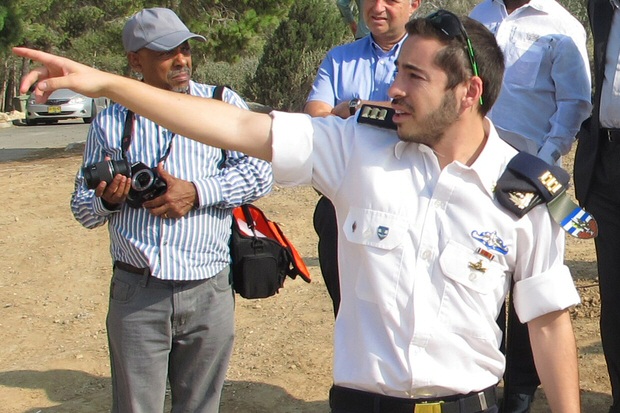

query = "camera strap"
121;110;134;160
212;85;229;169
120;109;173;164
120;85;228;164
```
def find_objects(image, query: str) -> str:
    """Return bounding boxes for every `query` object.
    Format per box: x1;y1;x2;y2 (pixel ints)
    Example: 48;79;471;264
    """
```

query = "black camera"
82;159;167;208
126;162;168;208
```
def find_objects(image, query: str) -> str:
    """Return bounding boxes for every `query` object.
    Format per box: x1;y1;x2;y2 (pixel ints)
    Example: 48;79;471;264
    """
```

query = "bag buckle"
414;402;443;413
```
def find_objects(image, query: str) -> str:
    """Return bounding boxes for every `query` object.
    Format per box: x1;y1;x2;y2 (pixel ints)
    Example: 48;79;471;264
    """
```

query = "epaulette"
495;152;598;239
356;104;397;130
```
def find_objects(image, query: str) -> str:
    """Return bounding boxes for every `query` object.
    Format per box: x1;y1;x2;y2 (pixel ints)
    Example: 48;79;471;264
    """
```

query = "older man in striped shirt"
69;8;272;413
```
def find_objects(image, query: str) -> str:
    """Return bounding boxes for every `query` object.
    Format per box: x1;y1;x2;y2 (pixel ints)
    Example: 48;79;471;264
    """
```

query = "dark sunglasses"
426;9;483;105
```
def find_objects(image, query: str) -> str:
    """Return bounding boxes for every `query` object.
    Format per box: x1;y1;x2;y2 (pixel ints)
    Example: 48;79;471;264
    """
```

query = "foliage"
193;57;259;97
0;0;22;49
245;0;348;111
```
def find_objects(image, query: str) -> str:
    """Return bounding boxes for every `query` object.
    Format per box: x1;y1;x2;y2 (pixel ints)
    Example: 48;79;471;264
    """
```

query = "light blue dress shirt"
306;35;406;106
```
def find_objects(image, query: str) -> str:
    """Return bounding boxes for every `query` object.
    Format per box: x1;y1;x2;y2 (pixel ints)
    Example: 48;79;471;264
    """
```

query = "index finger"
12;47;100;101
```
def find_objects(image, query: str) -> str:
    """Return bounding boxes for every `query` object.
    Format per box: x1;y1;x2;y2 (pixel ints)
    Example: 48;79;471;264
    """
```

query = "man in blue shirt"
69;8;272;413
305;0;420;315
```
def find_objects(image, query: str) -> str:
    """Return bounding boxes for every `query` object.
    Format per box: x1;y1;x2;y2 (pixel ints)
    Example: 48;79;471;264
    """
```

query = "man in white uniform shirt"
469;2;592;411
15;10;582;413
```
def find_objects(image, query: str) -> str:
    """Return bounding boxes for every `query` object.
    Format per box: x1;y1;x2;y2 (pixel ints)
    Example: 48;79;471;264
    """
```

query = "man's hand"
97;174;132;207
142;163;198;219
13;47;113;104
331;100;356;119
92;156;131;208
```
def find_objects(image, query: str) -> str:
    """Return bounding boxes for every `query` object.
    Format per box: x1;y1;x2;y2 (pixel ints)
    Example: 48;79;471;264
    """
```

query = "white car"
25;88;109;126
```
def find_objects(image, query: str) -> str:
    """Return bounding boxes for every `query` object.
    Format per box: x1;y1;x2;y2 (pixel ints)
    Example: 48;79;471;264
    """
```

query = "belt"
602;128;620;143
114;261;151;276
329;385;497;413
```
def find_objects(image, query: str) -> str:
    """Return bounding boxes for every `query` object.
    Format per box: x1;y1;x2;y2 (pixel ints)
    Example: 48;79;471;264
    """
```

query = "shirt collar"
394;119;516;199
496;0;549;14
369;34;407;56
612;0;620;9
469;119;517;199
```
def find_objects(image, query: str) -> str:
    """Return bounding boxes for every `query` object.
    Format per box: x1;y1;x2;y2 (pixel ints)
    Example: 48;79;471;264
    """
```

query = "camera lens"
82;159;131;189
131;168;155;192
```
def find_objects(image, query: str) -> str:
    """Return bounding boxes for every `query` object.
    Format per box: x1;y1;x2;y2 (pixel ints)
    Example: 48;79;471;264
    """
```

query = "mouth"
368;15;387;24
169;69;191;83
391;103;411;123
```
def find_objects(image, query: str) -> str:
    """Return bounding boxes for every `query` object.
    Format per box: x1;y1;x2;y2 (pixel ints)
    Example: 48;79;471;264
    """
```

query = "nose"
173;51;188;67
366;0;385;13
388;73;404;100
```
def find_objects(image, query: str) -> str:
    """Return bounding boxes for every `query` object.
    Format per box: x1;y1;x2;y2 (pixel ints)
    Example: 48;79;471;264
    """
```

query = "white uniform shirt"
470;0;592;164
270;111;580;397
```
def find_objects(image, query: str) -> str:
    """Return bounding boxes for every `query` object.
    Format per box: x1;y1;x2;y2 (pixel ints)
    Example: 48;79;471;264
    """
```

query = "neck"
374;32;406;51
504;0;529;13
432;117;488;170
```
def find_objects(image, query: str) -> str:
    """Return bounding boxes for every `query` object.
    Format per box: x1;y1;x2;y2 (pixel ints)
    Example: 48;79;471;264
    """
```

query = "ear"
127;52;143;73
462;76;484;111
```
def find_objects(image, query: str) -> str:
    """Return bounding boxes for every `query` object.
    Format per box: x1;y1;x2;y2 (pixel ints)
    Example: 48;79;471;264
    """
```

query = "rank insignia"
377;226;389;240
357;104;397;130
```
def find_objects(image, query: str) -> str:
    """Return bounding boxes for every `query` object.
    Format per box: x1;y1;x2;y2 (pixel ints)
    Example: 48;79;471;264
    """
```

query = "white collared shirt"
269;111;580;397
470;0;592;164
600;4;620;128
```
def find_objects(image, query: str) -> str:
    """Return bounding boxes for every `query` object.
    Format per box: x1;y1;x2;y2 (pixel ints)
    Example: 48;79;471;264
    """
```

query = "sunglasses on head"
426;9;483;106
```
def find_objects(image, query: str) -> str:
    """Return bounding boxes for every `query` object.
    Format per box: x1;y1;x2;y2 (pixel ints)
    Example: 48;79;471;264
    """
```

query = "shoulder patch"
356;104;397;130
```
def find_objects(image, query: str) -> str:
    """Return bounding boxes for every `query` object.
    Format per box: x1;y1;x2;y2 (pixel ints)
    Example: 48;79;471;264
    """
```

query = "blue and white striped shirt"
71;81;273;280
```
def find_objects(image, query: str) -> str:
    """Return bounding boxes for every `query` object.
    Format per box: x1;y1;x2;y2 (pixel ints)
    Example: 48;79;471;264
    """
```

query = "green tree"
0;0;22;48
245;0;348;111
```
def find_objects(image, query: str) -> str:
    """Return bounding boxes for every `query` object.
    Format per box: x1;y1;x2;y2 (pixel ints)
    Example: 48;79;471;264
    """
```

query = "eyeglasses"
426;9;483;105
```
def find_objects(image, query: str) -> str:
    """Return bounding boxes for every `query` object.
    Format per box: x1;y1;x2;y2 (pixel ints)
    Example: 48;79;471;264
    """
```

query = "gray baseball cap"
122;8;206;53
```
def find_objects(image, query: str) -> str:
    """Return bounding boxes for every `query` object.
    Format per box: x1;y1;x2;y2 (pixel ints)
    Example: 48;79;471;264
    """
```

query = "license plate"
47;106;61;114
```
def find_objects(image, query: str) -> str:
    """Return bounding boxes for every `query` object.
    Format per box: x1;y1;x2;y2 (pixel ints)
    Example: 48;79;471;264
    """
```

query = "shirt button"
421;250;432;260
469;273;478;281
433;200;445;209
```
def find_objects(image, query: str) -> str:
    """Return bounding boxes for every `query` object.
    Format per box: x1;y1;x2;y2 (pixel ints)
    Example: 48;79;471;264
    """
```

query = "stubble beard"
169;67;191;93
396;90;459;146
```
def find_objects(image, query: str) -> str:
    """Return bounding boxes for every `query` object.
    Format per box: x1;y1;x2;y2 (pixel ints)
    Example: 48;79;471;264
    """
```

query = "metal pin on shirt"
468;260;487;273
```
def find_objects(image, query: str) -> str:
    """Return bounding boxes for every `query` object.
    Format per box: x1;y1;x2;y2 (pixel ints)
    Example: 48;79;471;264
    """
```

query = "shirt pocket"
439;240;507;295
504;39;546;89
342;207;408;305
438;240;509;340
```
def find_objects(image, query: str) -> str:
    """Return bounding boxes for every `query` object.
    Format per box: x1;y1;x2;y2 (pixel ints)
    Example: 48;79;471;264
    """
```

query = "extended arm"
528;309;580;413
14;47;274;162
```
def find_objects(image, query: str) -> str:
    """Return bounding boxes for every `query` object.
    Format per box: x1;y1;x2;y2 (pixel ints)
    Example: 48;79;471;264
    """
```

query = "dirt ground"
0;145;611;412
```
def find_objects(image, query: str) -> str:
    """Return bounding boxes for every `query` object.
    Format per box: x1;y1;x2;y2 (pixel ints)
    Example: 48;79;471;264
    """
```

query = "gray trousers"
107;266;235;413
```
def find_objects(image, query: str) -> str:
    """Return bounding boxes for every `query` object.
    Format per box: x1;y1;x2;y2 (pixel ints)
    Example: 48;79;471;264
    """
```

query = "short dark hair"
405;14;504;116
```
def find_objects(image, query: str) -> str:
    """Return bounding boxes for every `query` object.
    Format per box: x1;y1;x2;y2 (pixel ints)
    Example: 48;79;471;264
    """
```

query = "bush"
192;57;259;97
244;0;348;111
